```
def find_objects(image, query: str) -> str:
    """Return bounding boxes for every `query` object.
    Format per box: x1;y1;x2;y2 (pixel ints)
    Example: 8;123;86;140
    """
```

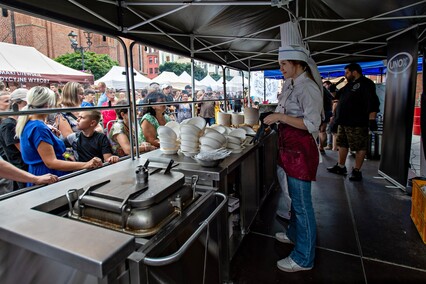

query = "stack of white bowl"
226;128;247;153
217;112;232;126
243;108;259;126
209;125;226;135
199;129;227;152
231;113;244;126
179;117;206;156
165;121;180;137
158;126;179;154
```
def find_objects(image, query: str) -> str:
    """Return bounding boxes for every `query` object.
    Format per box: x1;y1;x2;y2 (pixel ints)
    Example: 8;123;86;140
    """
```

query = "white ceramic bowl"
217;112;231;126
226;135;242;145
193;157;223;167
231;148;243;154
231;113;244;125
224;126;233;135
204;128;219;134
227;141;242;149
204;131;226;144
181;150;199;157
158;134;177;142
240;125;256;135
180;124;201;136
180;118;191;125
210;125;226;134
187;117;206;130
228;128;246;140
200;144;216;152
180;144;199;152
160;147;179;155
157;126;177;139
180;133;200;143
165;121;180;136
180;139;199;148
243;108;259;126
160;141;178;149
199;136;223;149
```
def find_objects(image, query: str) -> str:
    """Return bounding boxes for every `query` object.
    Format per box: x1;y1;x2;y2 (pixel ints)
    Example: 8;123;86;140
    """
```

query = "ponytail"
15;105;30;138
15;86;56;138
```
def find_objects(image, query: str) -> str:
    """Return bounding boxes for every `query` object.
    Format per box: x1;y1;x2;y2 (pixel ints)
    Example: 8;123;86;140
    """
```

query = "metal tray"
85;169;185;209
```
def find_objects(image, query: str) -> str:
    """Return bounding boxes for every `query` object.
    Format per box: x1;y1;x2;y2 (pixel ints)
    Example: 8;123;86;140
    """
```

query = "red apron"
277;124;319;181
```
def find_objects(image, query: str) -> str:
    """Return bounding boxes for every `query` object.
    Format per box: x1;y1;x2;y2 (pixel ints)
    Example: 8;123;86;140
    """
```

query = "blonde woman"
16;86;102;186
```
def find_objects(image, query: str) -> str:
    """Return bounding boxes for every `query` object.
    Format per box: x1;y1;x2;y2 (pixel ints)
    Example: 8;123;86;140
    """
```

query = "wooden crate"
411;179;426;244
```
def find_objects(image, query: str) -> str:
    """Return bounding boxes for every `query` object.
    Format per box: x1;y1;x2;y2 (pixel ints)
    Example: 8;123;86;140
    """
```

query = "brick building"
0;10;159;78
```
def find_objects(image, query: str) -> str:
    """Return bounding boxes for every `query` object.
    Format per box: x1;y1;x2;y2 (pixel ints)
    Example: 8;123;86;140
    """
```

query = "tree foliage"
54;51;119;80
159;62;207;81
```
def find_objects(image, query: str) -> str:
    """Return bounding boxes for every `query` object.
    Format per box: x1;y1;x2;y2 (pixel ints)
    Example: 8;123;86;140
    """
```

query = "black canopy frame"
0;0;424;71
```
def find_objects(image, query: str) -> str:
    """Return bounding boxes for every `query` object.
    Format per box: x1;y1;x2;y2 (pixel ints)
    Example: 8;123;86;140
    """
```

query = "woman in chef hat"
263;43;323;272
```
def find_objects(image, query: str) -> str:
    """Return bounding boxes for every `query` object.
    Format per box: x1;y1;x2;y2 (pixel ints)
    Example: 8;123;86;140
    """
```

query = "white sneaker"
277;256;312;272
275;232;293;244
276;210;291;220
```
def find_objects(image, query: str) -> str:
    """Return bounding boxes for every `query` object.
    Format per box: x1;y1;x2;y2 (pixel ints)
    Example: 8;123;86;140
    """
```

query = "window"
154;57;158;64
149;57;153;64
149;68;153;74
166;56;170;62
155;68;159;73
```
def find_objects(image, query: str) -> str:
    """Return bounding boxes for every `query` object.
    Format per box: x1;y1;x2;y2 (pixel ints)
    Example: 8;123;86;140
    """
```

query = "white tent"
178;71;192;83
0;42;94;85
227;75;249;91
199;74;222;91
178;71;205;90
152;71;180;86
95;66;151;90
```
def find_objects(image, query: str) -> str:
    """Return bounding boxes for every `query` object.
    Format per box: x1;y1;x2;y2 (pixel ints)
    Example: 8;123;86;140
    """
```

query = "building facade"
0;10;159;78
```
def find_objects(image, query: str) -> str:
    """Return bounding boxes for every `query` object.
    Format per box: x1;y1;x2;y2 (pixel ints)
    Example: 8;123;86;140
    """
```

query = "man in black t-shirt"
327;63;380;181
66;110;119;164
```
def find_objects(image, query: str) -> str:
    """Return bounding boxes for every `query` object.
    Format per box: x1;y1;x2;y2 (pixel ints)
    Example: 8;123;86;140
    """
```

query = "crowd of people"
0;79;246;194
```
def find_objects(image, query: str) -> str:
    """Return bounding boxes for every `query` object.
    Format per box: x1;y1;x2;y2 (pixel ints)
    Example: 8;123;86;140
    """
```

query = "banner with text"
379;28;418;189
0;70;94;85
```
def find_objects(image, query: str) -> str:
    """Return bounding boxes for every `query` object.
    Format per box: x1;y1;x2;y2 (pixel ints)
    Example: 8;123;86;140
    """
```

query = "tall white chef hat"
278;21;323;93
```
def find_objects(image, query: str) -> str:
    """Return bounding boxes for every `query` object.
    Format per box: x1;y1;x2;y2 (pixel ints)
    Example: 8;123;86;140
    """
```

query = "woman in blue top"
15;86;103;186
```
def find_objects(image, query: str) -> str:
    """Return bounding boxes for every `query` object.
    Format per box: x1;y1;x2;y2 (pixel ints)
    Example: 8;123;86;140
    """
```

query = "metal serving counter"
142;131;277;277
0;131;277;283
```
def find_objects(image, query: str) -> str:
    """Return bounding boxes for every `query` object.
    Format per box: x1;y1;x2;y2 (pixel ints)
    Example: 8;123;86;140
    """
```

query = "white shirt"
275;72;322;134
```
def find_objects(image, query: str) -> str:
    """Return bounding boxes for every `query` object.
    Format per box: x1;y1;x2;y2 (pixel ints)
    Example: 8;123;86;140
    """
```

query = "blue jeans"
286;176;316;268
204;117;215;126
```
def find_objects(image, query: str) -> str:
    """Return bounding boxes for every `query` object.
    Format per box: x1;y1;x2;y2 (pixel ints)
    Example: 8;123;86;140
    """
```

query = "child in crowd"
66;110;119;164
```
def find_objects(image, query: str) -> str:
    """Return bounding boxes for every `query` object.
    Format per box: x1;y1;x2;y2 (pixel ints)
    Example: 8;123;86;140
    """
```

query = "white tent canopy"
152;71;180;86
0;42;94;85
227;75;249;92
95;66;151;90
199;74;222;91
178;71;192;83
178;71;205;90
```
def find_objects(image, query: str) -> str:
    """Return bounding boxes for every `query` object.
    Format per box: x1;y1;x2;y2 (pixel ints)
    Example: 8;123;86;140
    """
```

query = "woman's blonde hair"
16;86;56;138
61;81;83;107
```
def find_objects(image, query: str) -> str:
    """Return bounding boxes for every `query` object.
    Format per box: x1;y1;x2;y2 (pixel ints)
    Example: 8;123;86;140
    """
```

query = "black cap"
185;85;192;89
182;90;189;95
